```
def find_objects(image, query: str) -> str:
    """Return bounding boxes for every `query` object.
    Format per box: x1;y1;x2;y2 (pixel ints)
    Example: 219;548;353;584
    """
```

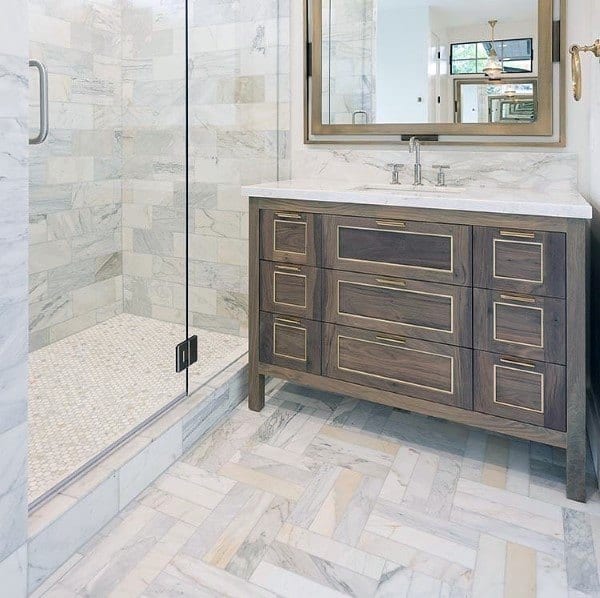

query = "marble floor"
28;313;248;502
36;380;600;598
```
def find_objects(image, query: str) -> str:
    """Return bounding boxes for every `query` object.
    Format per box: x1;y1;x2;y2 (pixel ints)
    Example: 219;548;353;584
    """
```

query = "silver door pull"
29;60;49;145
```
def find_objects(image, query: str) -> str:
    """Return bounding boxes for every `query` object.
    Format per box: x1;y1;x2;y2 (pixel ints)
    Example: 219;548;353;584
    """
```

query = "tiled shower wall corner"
28;0;124;351
0;0;29;592
323;0;376;125
122;0;291;338
27;0;291;348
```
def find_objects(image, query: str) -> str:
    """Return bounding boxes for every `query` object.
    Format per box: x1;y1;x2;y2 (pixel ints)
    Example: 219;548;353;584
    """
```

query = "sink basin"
355;183;466;194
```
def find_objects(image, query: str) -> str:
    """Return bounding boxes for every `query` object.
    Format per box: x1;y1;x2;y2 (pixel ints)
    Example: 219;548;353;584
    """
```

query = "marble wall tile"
0;544;27;598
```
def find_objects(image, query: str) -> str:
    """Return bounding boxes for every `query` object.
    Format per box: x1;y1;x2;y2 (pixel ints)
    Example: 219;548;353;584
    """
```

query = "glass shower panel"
184;0;290;392
27;0;186;506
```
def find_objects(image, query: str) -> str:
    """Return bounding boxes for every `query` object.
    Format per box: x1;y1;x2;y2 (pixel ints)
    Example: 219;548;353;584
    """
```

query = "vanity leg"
249;372;265;412
566;220;588;503
248;197;265;412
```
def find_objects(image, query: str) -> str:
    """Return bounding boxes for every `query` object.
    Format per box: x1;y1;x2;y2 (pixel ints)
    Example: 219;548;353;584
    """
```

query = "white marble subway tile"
0;544;27;598
119;422;183;509
28;474;120;593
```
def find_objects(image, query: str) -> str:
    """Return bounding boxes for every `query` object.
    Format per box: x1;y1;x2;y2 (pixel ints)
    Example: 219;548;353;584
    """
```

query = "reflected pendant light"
483;20;503;81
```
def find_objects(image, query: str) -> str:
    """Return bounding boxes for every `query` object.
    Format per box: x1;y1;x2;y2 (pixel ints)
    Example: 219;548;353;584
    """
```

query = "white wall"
376;2;429;122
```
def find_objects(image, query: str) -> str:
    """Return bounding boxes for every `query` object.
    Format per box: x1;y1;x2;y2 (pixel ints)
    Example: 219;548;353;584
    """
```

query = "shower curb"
26;355;249;595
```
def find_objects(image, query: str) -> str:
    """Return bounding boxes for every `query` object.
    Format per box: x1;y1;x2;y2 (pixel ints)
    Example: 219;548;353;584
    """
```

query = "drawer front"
260;312;321;374
323;324;472;409
474;351;566;431
260;210;319;266
474;227;566;298
323;215;471;285
323;270;472;346
474;289;565;364
260;261;321;320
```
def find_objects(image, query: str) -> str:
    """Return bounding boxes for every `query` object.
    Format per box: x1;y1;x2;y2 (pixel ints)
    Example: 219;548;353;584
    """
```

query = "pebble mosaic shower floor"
28;313;248;502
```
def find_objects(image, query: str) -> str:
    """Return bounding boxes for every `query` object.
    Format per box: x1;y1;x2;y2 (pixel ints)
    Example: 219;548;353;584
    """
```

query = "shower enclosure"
27;0;288;507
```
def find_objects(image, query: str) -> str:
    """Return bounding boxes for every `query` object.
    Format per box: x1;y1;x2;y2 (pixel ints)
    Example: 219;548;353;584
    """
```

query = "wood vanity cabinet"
248;198;588;501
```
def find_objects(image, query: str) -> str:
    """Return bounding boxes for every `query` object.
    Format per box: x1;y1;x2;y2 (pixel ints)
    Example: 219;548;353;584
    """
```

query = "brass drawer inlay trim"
273;271;308;309
275;213;303;220
376;220;406;228
273;321;307;362
493;364;545;414
337;280;454;334
336;334;455;395
493;302;544;349
492;239;544;284
500;293;537;304
337;225;455;274
273;219;308;256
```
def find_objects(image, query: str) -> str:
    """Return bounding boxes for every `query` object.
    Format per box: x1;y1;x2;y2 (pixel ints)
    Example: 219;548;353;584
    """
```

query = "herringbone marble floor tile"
37;381;600;597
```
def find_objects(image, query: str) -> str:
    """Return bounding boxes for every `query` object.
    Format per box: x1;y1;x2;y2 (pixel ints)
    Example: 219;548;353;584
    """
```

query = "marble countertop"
242;179;592;219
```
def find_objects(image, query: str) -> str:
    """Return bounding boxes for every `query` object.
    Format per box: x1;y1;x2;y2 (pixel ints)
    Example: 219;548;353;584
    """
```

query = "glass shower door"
27;0;187;506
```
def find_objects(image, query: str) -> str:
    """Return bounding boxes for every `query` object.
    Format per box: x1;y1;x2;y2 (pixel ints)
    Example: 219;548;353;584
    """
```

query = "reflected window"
450;38;533;75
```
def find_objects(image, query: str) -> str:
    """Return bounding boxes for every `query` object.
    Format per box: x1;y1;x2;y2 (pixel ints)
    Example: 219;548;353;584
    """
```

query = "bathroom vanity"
244;180;592;501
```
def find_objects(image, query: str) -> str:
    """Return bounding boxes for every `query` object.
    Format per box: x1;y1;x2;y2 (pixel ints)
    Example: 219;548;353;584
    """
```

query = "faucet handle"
386;163;404;184
432;164;450;187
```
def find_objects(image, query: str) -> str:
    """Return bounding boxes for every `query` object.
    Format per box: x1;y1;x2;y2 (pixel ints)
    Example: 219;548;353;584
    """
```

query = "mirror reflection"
321;0;539;126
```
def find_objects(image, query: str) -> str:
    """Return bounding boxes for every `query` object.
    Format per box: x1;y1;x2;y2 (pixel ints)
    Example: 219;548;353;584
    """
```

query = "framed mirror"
306;0;564;144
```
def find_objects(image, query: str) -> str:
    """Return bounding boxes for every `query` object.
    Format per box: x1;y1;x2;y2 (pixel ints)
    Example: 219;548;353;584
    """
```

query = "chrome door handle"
29;60;49;145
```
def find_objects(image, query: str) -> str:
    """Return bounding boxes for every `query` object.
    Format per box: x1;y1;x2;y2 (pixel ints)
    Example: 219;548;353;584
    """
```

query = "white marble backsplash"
292;149;579;193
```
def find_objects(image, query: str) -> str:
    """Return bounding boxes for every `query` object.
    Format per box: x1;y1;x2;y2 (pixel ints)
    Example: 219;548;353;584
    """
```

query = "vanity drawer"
323;324;472;409
474;289;565;364
474;351;566;431
260;210;319;266
323;215;471;285
259;312;321;374
260;261;321;320
474;227;566;298
323;269;472;346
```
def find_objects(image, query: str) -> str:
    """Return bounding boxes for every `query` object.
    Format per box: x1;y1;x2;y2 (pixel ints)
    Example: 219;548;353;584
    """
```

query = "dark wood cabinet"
249;201;588;501
259;312;321;374
260;210;319;265
473;289;565;364
474;226;566;298
474;351;566;431
323;269;472;346
323;324;472;409
260;261;321;320
323;215;471;285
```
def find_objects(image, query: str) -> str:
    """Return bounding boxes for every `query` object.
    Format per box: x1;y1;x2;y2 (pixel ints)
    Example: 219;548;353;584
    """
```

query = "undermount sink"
355;183;466;194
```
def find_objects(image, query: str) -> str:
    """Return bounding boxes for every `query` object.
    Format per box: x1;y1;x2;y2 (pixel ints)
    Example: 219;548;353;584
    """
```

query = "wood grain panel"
260;210;320;266
474;227;566;298
323;324;472;409
323;215;472;285
474;289;565;364
474;351;566;431
259;312;321;375
260;261;321;320
323;269;472;346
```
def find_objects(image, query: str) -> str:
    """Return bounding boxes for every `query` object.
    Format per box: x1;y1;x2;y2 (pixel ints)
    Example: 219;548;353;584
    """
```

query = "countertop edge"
242;187;593;220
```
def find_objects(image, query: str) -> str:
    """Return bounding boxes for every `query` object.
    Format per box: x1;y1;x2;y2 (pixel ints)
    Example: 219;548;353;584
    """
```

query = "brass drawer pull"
376;220;406;228
499;230;536;239
500;293;536;304
276;265;302;272
376;277;407;287
500;356;536;370
275;316;302;326
275;212;303;220
376;334;407;345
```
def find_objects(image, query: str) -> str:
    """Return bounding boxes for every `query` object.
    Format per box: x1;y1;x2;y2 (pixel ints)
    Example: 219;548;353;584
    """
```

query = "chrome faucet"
408;137;422;186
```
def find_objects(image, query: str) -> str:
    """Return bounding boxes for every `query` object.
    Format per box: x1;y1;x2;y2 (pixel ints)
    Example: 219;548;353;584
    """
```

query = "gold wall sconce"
569;40;600;101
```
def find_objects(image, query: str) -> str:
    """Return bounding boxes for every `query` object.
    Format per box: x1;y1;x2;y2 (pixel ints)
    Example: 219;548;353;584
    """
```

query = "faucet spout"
408;137;422;186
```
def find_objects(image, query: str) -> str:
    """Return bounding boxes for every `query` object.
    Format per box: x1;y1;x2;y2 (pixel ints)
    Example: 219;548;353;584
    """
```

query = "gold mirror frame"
306;0;564;145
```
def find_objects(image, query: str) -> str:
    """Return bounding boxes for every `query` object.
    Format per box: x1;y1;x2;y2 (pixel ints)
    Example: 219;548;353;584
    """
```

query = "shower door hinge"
307;42;313;76
176;335;198;373
552;20;561;62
